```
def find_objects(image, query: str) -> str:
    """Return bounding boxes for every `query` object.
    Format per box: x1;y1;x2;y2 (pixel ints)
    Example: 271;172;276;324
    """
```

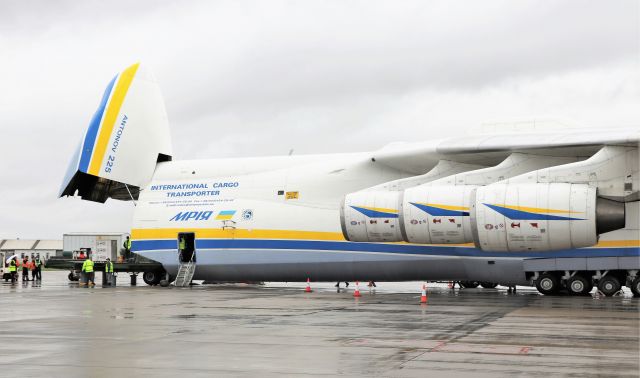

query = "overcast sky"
0;0;638;239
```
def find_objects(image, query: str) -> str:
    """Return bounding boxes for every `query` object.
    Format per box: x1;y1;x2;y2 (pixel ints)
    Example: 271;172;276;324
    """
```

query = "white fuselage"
130;151;639;285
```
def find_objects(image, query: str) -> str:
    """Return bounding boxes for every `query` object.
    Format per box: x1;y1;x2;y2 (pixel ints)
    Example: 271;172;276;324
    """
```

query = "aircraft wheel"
143;271;163;286
598;276;621;297
459;281;480;289
159;279;170;287
68;272;79;282
536;273;560;295
567;274;592;296
631;277;640;298
480;282;498;289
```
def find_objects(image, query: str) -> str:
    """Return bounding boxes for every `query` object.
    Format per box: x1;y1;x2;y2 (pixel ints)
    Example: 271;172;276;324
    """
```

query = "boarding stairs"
174;257;195;287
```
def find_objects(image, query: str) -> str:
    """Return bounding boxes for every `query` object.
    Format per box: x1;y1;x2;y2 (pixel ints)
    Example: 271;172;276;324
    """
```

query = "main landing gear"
533;270;638;297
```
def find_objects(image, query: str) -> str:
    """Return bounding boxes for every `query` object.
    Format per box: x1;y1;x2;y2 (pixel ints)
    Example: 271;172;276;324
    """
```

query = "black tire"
480;282;498;289
159;279;170;287
143;271;163;286
460;281;480;289
631;277;640;298
598;275;621;297
68;272;79;282
567;274;592;296
536;273;560;295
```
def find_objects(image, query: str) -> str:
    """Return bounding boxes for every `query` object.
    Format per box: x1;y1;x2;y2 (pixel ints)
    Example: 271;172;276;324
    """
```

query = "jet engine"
340;191;403;242
400;185;476;244
471;183;625;252
340;182;626;251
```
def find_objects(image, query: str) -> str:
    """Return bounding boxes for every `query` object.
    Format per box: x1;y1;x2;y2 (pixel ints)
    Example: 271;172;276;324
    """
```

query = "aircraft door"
178;232;196;263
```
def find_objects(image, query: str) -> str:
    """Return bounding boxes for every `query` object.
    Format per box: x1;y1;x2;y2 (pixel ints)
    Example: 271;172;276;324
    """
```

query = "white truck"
63;233;129;262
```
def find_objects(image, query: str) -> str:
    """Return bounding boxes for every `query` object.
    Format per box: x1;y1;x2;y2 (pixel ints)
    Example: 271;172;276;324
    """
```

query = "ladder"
174;258;195;287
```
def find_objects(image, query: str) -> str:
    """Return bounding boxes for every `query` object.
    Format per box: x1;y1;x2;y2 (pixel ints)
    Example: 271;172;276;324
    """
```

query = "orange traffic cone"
420;283;428;303
305;278;312;292
353;280;362;297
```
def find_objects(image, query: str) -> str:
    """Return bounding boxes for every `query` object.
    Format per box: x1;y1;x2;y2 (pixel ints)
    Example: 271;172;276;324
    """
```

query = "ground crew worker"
179;236;186;262
123;236;132;260
104;258;114;286
33;255;43;280
30;258;37;281
22;256;30;281
9;257;17;283
81;257;95;287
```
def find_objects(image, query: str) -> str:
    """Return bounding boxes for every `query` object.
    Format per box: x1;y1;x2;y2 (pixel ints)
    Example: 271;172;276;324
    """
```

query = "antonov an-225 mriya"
60;63;640;296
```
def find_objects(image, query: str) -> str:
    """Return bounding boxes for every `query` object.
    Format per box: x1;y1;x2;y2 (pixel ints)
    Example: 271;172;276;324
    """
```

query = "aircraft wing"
373;127;640;174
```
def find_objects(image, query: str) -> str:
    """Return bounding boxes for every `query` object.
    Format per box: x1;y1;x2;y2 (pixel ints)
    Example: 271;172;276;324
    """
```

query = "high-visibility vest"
35;259;42;268
125;239;131;249
22;260;29;269
9;260;16;272
179;238;186;250
105;261;114;273
82;260;94;273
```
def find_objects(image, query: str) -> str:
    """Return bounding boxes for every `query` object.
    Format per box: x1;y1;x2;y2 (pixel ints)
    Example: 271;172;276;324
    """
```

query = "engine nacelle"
340;191;403;242
471;183;624;252
340;182;626;251
400;185;476;244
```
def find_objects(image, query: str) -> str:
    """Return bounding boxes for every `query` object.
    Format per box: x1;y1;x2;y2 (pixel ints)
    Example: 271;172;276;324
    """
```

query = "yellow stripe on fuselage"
132;228;347;241
595;240;640;247
88;63;140;175
497;204;582;214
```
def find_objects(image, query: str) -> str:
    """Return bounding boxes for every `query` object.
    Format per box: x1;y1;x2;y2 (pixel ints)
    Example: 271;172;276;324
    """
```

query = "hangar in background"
0;239;62;260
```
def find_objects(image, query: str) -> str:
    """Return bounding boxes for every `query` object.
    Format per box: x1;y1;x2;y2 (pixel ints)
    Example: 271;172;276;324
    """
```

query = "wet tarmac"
0;271;638;377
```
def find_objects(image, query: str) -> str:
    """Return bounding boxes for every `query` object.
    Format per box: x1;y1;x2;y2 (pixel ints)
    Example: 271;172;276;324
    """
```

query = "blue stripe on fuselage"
131;238;640;259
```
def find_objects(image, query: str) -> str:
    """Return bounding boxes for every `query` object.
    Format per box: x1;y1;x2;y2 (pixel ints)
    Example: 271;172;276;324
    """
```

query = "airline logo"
169;210;239;221
410;203;470;217
350;206;399;218
483;204;584;220
170;211;213;221
216;210;237;220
